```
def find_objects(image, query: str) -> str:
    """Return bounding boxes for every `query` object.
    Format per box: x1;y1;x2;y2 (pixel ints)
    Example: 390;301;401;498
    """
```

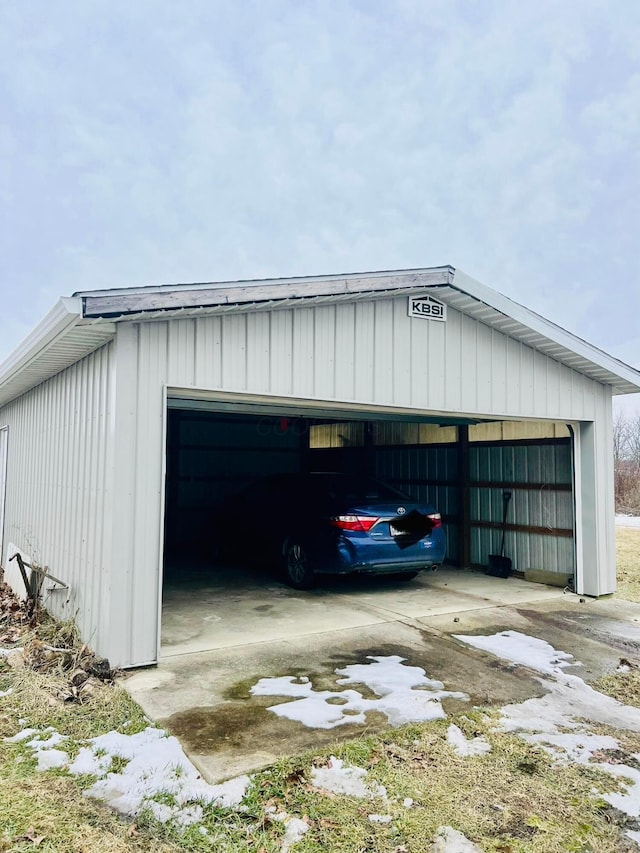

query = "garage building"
0;266;638;668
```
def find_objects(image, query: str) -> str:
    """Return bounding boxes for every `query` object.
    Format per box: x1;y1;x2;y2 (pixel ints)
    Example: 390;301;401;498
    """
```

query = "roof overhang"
1;266;638;408
0;298;116;407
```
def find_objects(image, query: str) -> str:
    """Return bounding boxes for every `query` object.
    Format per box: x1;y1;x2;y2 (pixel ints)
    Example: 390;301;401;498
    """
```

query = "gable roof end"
0;267;638;408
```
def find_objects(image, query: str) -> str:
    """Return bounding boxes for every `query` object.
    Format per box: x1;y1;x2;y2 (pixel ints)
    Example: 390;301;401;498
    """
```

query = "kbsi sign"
408;295;447;321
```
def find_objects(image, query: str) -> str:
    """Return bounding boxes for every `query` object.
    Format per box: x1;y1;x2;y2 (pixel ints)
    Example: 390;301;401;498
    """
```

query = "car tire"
284;540;316;590
394;571;419;581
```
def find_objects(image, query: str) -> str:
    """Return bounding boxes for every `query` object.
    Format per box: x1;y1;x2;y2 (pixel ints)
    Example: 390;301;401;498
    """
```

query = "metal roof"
1;266;639;407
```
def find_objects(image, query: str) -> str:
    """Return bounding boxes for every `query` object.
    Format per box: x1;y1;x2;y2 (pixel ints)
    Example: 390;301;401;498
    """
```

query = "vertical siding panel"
167;319;196;387
292;307;315;397
334;303;356;401
247;312;271;391
570;369;585;419
460;315;478;412
533;350;548;416
109;324;140;665
313;306;336;399
130;323;166;663
444;308;462;411
221;314;248;390
505;338;522;412
194;316;221;388
354;302;375;402
546;356;561;417
427;315;446;410
373;300;393;403
270;310;293;395
409;308;429;408
491;330;507;414
475;321;493;411
393;299;411;406
519;346;535;417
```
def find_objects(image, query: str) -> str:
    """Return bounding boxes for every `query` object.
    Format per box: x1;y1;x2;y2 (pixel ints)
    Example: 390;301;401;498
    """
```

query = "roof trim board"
77;267;455;317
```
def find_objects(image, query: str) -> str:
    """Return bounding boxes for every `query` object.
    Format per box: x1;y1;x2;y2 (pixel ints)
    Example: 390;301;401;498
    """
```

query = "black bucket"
486;553;512;578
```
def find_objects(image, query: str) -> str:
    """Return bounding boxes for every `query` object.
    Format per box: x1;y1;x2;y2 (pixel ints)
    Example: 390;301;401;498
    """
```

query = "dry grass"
2;659;637;852
615;527;640;603
250;714;636;852
0;756;180;853
3;542;640;851
594;668;640;708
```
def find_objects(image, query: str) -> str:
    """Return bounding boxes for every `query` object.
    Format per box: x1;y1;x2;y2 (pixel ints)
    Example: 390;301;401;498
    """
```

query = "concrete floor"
158;564;568;657
123;565;640;783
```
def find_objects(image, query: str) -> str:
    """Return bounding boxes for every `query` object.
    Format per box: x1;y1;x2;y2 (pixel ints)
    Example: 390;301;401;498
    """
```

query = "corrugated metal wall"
0;343;115;655
135;299;601;420
469;440;575;576
375;443;460;563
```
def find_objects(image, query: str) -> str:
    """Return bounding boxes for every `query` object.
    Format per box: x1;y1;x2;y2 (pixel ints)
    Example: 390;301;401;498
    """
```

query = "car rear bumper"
314;528;447;575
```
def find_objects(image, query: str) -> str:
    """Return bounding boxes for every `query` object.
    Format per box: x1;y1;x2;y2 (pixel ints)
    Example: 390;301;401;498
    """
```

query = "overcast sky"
1;1;639;411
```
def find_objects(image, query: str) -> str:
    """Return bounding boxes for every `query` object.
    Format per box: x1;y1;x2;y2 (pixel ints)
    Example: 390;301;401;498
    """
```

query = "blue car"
213;472;446;589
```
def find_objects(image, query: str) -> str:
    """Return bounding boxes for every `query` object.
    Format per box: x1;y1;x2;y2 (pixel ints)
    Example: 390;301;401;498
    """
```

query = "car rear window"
309;474;409;505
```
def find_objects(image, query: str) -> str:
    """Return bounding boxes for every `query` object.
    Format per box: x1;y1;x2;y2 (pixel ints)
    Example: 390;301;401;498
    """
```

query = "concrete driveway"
124;566;640;782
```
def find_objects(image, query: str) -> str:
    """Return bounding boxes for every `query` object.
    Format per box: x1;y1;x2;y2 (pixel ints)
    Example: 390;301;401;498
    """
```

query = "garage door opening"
162;404;575;579
159;398;577;658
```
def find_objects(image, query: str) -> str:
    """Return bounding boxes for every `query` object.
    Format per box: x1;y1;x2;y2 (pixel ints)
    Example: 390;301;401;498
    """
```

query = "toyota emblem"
396;506;407;515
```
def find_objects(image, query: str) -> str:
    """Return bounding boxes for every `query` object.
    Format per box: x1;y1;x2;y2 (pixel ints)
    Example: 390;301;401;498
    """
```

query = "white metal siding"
576;385;616;596
0;343;115;656
142;299;604;419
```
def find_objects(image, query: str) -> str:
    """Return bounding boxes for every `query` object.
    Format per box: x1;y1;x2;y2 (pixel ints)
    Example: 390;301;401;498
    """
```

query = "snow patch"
454;630;578;676
5;727;38;742
9;723;251;826
310;756;387;800
430;825;482;852
281;816;310;852
252;655;468;729
36;749;69;771
455;630;640;829
446;724;491;757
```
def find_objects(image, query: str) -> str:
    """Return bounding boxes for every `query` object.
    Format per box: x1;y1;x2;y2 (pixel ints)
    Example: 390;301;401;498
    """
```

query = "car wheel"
394;571;419;581
284;541;316;590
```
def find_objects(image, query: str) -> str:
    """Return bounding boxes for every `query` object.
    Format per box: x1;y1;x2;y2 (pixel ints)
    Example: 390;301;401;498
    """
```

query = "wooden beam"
472;520;573;538
82;269;453;317
471;481;572;492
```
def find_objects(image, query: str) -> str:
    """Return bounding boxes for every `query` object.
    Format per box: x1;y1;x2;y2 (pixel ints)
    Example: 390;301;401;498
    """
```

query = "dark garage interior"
162;405;576;588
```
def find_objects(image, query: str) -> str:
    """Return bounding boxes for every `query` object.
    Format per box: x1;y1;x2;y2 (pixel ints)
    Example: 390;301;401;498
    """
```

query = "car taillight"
427;513;442;528
330;515;379;532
